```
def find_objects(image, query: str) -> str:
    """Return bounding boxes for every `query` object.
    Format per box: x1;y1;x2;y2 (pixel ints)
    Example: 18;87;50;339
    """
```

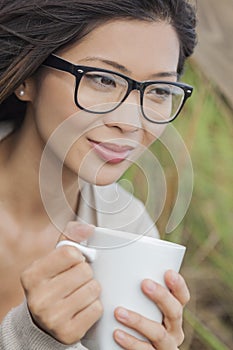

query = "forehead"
59;19;180;79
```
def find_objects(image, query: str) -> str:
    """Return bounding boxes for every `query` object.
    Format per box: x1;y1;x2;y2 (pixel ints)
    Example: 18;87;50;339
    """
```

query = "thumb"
58;221;95;243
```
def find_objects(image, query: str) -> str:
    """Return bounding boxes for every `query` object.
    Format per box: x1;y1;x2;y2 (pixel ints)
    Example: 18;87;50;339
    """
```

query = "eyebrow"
79;56;178;79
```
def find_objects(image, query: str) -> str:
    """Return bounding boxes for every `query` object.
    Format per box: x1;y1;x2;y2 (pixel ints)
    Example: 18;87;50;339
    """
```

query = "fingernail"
115;330;126;341
117;308;129;321
144;280;156;293
169;270;179;285
66;223;94;240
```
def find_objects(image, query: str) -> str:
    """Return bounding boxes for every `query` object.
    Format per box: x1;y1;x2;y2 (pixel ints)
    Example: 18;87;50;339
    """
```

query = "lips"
88;139;134;164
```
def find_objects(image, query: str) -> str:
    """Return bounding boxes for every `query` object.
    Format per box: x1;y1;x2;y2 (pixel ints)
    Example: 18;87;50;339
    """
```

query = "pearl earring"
19;90;25;97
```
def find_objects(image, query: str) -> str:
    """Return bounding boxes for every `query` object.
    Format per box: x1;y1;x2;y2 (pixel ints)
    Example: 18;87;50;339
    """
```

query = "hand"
20;222;103;345
114;270;190;349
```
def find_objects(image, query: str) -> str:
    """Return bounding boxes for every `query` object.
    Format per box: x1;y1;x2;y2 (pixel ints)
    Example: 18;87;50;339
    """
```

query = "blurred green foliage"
120;61;233;349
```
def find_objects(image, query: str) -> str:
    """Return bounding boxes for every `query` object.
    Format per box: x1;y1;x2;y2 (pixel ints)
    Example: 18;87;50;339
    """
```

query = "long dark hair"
0;0;197;126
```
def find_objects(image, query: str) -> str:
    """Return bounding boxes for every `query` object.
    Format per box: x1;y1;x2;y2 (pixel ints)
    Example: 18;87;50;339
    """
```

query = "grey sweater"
0;301;87;349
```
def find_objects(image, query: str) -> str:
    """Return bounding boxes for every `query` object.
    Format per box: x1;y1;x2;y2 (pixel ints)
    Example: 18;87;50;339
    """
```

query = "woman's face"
29;20;180;185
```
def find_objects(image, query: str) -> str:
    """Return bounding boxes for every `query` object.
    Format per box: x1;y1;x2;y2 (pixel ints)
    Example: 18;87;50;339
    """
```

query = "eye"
149;86;171;97
85;73;117;89
97;75;116;87
145;84;173;104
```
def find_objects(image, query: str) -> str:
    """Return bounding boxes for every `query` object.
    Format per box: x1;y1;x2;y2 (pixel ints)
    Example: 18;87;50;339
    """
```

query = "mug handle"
56;240;97;263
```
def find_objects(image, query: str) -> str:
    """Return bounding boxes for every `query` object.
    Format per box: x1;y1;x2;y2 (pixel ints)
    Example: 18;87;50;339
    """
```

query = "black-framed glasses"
43;54;193;124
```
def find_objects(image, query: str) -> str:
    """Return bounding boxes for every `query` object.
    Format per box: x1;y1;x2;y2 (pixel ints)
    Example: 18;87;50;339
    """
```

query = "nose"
103;91;142;133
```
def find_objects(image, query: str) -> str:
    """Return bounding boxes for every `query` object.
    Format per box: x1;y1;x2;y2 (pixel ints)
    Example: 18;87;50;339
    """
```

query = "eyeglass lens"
77;71;185;122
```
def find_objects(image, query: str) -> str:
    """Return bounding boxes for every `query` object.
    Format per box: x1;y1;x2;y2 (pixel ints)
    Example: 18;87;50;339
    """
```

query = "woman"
0;1;197;349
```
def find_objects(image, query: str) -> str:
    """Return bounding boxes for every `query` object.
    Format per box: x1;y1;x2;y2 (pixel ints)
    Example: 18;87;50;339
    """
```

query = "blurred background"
121;0;233;348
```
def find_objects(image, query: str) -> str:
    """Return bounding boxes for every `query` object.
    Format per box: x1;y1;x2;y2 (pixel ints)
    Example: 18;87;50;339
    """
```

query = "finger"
61;279;101;318
58;221;95;243
114;307;177;350
48;261;93;298
114;329;154;350
164;270;190;306
141;279;184;345
46;299;103;345
23;245;85;286
71;300;103;341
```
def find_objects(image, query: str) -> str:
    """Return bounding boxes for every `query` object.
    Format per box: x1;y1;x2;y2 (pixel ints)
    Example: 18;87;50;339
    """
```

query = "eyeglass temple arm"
43;55;76;75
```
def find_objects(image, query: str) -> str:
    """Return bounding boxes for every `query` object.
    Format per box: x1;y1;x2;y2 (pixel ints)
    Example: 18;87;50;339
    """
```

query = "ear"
14;78;36;102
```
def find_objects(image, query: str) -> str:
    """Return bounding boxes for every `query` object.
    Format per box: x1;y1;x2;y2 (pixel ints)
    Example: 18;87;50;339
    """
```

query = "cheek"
33;73;78;142
142;123;166;148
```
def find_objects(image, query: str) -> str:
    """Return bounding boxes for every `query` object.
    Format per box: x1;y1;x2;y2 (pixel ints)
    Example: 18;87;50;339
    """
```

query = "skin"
0;20;190;348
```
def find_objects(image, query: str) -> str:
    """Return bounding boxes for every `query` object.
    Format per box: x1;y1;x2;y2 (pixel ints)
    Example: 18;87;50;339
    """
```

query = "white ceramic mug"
57;227;186;349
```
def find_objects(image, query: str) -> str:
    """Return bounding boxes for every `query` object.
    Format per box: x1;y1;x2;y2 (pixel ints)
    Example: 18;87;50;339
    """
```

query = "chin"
79;161;131;186
81;172;122;187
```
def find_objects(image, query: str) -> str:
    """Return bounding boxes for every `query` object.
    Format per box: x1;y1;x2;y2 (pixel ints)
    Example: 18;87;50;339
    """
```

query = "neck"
0;117;80;230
